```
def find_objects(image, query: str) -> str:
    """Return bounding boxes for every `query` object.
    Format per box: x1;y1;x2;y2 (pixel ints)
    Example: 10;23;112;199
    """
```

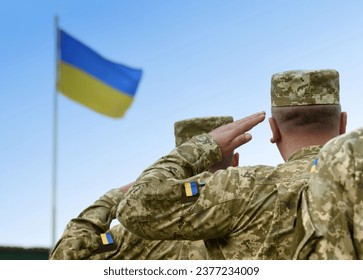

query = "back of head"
271;69;341;135
174;116;234;171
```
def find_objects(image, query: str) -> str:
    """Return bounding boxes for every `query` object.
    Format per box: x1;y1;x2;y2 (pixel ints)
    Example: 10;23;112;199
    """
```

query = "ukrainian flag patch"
100;232;114;245
182;181;200;203
184;181;198;196
310;158;318;173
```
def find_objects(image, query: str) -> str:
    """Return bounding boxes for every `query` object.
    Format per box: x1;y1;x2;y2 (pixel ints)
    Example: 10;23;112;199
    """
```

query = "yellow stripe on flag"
185;182;193;196
100;233;109;245
58;63;134;118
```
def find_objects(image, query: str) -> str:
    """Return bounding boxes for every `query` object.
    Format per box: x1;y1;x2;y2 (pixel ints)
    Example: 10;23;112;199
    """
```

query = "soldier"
117;69;348;259
294;127;363;259
50;116;237;260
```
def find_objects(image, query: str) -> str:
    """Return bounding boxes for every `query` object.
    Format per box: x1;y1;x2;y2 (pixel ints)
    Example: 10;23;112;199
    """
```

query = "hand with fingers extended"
209;111;266;158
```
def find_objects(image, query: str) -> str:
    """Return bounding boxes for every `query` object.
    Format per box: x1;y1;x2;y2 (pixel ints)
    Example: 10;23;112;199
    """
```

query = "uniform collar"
286;145;321;162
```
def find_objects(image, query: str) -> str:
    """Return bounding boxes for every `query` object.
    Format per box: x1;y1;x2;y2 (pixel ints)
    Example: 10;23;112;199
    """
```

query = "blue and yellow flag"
310;158;318;173
100;232;114;245
57;29;142;118
184;181;198;197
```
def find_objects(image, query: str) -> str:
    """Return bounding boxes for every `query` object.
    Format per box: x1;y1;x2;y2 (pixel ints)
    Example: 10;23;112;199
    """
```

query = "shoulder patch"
310;158;318;173
93;232;117;254
181;181;200;202
100;232;114;245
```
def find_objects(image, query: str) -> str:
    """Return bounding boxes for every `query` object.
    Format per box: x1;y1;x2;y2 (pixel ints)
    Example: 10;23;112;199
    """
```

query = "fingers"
209;111;266;158
232;132;253;147
235;111;266;127
231;112;266;137
238;111;266;123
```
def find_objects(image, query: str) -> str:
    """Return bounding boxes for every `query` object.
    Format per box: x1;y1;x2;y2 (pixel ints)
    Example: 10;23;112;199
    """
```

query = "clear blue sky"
1;0;363;248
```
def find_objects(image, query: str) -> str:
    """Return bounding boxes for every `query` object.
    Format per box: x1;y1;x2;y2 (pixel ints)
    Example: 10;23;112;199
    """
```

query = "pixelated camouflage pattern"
50;117;234;259
295;127;363;259
118;134;321;259
174;116;233;147
49;187;207;260
271;69;340;107
50;188;124;259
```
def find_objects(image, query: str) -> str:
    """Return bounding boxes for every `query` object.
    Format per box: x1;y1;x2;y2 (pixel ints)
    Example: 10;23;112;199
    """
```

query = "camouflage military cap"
271;69;340;107
174;116;233;147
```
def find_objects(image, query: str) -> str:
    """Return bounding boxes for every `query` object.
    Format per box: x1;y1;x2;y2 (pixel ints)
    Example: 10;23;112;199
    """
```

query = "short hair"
271;104;342;134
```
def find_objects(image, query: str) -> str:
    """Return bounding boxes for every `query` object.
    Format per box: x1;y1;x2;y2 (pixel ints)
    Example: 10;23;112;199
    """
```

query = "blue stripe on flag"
59;29;142;96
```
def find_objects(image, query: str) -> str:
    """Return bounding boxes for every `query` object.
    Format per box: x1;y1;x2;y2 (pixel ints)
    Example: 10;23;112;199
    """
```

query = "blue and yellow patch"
100;232;114;245
184;181;199;197
310;158;318;173
182;181;202;202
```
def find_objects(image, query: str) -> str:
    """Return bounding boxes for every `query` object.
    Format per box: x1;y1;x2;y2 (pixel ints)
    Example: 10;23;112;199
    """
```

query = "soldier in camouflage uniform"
50;116;237;260
117;69;348;259
294;127;363;259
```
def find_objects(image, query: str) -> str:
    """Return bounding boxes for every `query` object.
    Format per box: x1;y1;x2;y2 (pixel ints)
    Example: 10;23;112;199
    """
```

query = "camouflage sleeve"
84;223;207;260
50;188;125;260
117;134;259;241
299;128;363;259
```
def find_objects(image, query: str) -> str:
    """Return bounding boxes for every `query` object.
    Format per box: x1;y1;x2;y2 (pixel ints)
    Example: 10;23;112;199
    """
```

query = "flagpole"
51;15;60;253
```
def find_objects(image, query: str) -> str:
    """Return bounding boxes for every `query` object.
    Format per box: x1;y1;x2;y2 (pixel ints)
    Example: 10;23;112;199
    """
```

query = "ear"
269;117;281;143
339;112;347;135
232;152;239;167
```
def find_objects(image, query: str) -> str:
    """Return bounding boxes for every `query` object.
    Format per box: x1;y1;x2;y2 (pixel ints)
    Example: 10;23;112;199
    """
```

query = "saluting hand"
209;111;266;158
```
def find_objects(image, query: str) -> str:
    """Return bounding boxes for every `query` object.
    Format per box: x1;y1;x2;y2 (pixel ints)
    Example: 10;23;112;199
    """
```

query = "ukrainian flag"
100;232;114;245
57;29;142;118
310;158;318;173
184;181;198;197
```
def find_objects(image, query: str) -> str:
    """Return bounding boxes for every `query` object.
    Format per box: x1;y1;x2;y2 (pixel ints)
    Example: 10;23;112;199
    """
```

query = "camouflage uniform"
294;127;363;259
117;69;341;259
50;117;233;260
